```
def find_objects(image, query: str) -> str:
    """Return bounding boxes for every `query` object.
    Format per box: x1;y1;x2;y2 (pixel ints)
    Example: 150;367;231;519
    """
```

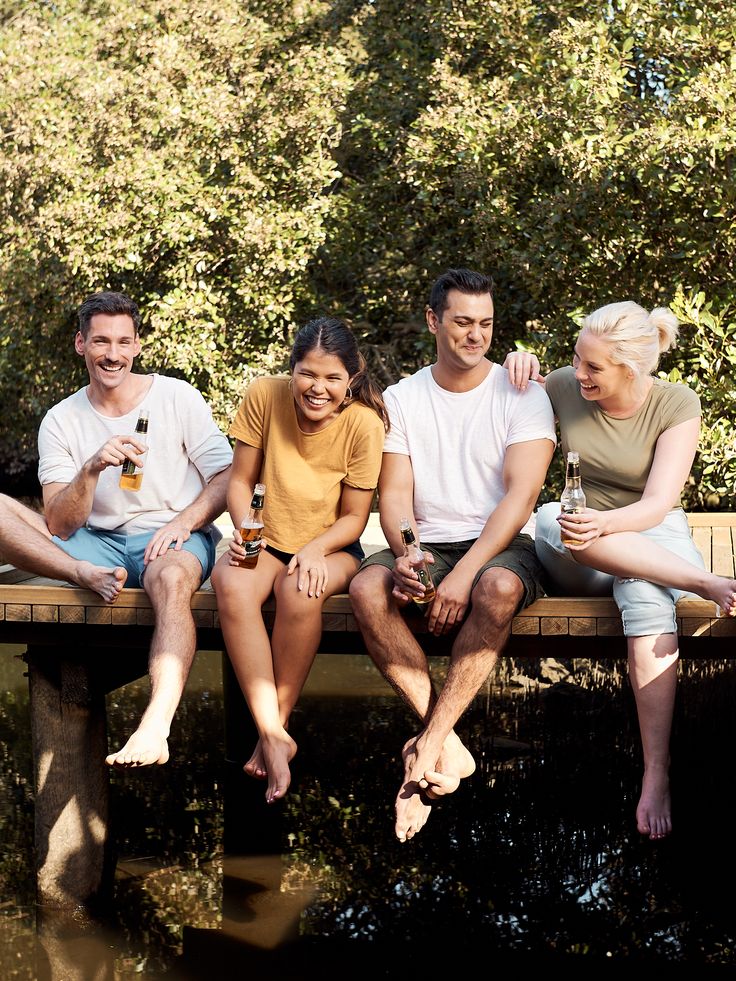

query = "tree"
0;0;348;475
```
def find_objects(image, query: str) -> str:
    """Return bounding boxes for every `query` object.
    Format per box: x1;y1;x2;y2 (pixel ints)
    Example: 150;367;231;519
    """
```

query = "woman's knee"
614;578;678;637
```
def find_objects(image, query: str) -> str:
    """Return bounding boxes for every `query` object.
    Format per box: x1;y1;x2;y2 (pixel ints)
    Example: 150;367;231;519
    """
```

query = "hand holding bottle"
232;483;266;568
397;517;436;608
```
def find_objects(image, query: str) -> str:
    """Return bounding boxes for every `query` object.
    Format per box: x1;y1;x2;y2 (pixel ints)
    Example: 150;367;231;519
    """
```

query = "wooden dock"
2;512;734;653
1;511;735;912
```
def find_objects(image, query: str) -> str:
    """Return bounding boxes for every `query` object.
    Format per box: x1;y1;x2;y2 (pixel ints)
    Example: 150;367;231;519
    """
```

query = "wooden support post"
26;647;114;912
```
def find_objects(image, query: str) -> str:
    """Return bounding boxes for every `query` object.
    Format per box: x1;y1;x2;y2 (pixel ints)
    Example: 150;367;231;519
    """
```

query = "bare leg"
250;552;361;800
212;551;293;802
628;632;678;840
573;532;736;614
394;569;521;842
105;551;202;767
349;565;497;842
0;494;126;603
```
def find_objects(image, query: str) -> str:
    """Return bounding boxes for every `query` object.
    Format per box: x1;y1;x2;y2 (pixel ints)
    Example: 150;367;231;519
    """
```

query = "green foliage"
0;0;347;472
0;0;735;507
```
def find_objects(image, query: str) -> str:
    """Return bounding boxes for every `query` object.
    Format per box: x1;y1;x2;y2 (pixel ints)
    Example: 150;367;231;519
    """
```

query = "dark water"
1;647;736;978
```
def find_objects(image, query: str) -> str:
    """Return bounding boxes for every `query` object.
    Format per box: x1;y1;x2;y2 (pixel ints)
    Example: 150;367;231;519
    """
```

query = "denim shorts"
265;540;365;565
359;533;546;611
533;501;706;637
52;526;217;588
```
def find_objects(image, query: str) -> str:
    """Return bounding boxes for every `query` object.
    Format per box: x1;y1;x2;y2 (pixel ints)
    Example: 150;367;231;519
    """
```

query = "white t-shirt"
383;363;556;542
38;374;233;536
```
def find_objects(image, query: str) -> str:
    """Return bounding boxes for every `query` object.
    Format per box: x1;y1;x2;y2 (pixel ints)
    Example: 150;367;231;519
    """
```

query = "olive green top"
546;366;701;511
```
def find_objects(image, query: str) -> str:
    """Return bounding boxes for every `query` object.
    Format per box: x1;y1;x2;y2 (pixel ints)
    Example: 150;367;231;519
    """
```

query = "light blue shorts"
52;527;217;589
533;502;706;637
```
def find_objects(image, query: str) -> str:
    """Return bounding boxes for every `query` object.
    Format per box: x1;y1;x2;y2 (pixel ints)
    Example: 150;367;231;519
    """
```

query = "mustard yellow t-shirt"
546;366;701;511
229;375;385;553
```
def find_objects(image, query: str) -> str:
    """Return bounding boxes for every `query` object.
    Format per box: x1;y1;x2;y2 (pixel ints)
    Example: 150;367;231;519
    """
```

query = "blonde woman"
506;301;736;841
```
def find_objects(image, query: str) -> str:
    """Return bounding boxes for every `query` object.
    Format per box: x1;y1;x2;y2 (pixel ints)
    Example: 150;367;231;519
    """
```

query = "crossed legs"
349;564;521;842
105;550;202;767
0;494;126;603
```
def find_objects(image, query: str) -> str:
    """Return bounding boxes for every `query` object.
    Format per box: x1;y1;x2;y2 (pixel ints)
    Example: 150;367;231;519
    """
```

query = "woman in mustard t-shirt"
505;301;736;842
212;317;389;804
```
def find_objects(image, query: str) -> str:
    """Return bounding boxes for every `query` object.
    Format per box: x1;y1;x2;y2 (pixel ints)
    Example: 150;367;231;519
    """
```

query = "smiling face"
427;289;494;379
75;313;141;395
290;347;352;433
572;328;633;408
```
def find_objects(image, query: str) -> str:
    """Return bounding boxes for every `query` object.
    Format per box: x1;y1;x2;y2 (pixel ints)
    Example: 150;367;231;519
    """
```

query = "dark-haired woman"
212;318;389;803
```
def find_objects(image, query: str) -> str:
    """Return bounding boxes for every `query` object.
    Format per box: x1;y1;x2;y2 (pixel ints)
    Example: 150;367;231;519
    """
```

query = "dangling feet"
636;763;672;840
244;739;267;780
106;723;170;767
260;730;298;804
394;731;475;842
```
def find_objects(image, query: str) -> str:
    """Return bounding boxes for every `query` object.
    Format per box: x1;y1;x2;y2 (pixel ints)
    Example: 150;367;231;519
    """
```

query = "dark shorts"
265;540;365;565
358;533;545;612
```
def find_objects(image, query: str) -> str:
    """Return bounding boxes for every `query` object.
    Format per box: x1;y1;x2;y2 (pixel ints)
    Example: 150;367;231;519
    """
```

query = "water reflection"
1;648;736;976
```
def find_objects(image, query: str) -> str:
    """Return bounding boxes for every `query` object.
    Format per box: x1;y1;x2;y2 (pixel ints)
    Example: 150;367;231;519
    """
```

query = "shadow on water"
1;647;736;977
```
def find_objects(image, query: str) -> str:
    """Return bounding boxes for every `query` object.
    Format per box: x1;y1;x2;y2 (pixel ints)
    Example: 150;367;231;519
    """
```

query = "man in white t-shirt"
349;269;556;842
37;291;233;768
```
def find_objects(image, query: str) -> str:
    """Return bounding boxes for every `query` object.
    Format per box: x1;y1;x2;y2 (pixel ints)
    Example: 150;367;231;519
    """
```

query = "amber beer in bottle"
399;517;436;607
119;410;149;491
560;450;586;546
239;483;266;569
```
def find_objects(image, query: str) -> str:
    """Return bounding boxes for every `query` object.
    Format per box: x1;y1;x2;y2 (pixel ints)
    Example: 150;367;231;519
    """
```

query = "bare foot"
75;563;127;603
636;763;671;840
261;730;297;804
710;576;736;617
394;735;449;842
106;726;170;767
417;730;475;799
420;770;461;799
244;739;267;780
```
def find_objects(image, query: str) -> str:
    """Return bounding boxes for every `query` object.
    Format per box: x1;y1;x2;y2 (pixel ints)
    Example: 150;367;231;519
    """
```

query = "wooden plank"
687;512;736;527
690;526;712;573
59;606;85;625
86;607;112;625
598;618;624;636
0;565;38;585
710;616;736;637
110;606;137;625
712;526;735;578
570;617;597;636
680;617;712;638
32;605;59;624
541;618;569;636
6;604;31;622
511;617;539;635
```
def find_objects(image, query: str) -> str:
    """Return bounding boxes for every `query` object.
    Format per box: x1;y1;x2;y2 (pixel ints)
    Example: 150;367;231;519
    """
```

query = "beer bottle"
119;409;149;491
560;450;586;546
399;516;436;607
238;483;266;569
